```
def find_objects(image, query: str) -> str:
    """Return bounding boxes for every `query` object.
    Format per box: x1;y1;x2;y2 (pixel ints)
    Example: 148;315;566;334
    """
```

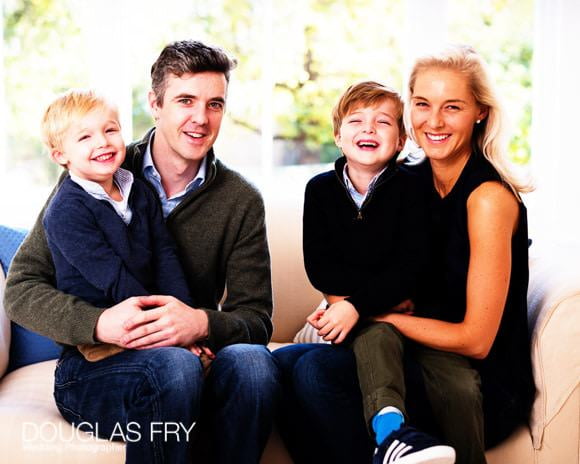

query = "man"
5;40;279;464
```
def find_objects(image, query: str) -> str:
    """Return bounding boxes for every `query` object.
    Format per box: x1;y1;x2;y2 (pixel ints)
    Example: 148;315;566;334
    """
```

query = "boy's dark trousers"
351;322;486;464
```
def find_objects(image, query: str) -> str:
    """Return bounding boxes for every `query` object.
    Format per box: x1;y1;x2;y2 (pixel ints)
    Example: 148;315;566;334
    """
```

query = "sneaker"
373;426;456;464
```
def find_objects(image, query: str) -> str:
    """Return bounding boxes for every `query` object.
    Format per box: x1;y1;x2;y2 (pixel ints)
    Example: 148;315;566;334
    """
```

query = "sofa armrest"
527;246;580;449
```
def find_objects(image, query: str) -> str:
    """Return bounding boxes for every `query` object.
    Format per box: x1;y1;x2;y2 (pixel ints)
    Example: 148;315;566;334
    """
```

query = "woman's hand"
371;299;414;323
391;298;415;314
371;182;519;359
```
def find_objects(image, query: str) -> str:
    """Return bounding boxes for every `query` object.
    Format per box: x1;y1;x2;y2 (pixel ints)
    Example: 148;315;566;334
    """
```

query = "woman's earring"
476;119;481;124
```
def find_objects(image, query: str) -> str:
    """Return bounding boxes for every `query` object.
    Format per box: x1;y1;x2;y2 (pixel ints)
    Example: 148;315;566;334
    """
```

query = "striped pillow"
292;299;330;344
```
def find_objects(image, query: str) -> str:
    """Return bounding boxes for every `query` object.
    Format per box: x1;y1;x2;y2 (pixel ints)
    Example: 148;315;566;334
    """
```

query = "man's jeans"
54;344;280;464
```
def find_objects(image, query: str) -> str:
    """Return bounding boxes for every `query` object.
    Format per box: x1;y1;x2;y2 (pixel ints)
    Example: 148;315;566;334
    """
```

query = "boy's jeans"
54;344;280;464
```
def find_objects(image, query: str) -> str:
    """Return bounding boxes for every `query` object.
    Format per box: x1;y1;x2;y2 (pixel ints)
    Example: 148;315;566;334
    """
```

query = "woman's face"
410;68;486;164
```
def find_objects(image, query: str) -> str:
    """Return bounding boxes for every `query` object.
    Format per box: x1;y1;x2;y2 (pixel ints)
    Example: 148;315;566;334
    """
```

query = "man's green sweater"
4;130;273;351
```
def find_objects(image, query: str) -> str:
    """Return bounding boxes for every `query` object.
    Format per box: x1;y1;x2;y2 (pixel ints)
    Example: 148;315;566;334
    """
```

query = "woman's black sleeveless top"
415;152;534;409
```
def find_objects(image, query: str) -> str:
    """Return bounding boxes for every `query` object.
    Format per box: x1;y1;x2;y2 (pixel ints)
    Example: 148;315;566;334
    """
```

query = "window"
1;0;534;228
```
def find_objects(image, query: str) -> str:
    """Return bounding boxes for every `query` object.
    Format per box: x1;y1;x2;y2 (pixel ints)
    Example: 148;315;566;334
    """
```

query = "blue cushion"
8;323;62;372
0;225;62;372
0;225;27;275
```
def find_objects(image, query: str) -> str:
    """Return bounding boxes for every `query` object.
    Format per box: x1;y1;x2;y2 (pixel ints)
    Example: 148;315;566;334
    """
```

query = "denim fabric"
54;344;279;464
274;334;521;464
201;344;280;463
273;343;374;464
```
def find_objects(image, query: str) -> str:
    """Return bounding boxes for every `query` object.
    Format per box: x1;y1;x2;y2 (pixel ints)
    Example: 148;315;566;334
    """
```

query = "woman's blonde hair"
406;44;532;194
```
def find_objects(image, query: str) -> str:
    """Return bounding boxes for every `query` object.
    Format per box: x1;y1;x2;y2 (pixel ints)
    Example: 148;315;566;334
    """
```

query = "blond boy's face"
335;99;404;174
52;106;126;186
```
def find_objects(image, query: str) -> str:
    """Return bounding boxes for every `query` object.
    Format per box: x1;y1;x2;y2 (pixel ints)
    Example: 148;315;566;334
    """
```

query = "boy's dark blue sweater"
303;156;431;316
43;176;192;308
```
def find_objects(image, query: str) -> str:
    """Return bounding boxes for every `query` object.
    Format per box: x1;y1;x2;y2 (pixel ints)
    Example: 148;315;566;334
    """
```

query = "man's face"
149;71;227;165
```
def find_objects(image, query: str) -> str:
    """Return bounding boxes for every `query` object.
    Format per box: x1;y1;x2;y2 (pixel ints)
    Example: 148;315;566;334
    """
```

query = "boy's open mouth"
93;152;115;162
356;140;378;148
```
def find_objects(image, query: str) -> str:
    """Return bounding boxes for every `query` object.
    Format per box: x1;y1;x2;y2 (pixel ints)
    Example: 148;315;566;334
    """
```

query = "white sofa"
1;168;579;463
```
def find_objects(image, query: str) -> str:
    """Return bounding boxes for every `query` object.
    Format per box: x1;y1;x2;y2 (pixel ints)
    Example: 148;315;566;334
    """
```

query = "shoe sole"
386;445;456;464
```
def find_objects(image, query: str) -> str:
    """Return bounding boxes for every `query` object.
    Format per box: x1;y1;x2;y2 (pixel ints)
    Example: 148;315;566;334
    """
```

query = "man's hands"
307;299;359;344
95;295;209;351
121;295;209;349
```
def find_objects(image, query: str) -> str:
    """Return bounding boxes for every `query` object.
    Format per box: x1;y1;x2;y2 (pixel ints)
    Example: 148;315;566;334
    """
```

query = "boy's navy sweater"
43;176;192;308
303;156;431;316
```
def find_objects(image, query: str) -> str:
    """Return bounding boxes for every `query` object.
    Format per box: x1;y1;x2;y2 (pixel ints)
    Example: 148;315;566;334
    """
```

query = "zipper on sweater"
336;165;398;221
335;170;365;220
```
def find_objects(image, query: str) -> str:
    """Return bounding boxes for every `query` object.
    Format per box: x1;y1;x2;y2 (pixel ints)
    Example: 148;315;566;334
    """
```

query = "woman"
275;45;534;464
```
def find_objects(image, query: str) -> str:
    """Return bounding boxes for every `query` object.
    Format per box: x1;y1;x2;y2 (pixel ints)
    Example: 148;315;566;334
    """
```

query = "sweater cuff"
202;308;270;352
202;309;231;352
70;303;107;345
345;295;368;316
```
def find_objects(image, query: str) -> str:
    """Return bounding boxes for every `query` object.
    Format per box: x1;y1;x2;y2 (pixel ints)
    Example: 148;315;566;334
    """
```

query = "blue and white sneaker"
373;426;456;464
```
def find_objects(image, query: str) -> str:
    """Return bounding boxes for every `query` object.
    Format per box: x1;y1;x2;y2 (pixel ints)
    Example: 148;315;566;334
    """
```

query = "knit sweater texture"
303;156;431;316
43;176;192;307
5;129;273;350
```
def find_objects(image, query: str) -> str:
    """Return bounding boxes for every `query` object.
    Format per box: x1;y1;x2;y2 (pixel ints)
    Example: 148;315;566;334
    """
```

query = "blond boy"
41;89;193;361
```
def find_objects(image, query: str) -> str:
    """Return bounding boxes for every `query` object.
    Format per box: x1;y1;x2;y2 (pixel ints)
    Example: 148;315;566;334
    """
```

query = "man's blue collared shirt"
142;131;207;218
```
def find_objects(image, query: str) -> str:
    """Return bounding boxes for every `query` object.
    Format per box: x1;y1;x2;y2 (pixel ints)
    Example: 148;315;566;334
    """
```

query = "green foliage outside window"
3;0;533;180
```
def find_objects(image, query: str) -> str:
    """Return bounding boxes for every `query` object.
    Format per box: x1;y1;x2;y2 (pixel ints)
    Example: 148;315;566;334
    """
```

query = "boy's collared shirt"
142;130;207;218
342;163;388;209
69;168;134;225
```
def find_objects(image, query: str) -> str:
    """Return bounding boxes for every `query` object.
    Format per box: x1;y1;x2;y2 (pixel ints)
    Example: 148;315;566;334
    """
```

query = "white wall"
528;0;580;250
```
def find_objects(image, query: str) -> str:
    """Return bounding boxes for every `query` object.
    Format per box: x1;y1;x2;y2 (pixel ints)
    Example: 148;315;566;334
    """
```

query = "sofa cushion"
0;225;62;374
0;225;27;275
292;298;330;344
261;168;324;342
527;245;580;448
8;324;62;374
0;359;125;462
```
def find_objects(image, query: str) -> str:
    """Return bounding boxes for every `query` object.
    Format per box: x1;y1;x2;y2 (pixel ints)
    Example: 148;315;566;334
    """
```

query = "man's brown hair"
151;40;237;106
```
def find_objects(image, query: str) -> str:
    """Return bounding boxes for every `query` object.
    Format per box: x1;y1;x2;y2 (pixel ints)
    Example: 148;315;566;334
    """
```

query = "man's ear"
148;90;161;121
50;149;68;167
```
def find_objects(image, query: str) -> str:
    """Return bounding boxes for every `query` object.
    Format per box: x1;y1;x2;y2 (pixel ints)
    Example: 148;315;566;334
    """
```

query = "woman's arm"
373;181;519;359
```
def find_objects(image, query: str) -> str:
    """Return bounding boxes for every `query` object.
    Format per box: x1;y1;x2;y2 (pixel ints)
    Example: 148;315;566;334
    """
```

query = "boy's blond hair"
41;89;119;152
332;81;405;138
